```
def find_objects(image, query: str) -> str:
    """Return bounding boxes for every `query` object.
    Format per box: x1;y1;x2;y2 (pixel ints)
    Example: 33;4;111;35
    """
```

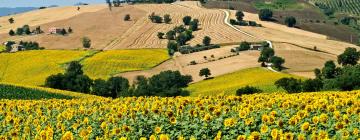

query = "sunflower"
335;122;344;130
238;110;247;119
284;132;294;140
79;129;89;138
159;134;170;140
170;117;177;125
260;124;268;134
111;128;121;136
271;129;278;139
149;135;156;140
319;113;328;123
342;130;350;139
122;125;131;132
312;116;319;124
119;137;127;140
318;130;328;139
61;131;73;140
237;135;246;140
203;113;211;122
178;136;185;140
249;131;260;140
353;128;359;136
297;133;306;140
224;118;236;127
140;137;147;140
155;126;161;134
261;114;269;123
301;122;310;131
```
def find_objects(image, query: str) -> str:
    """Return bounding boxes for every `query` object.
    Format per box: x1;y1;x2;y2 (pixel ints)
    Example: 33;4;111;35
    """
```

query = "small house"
250;44;263;51
10;44;24;53
48;27;62;34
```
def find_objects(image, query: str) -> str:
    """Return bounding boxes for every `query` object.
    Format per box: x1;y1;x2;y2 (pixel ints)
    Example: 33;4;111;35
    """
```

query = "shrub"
236;86;262;96
238;21;249;26
189;20;199;31
8;29;15;36
167;41;178;55
235;11;244;22
285;16;297;27
259;9;273;21
190;61;197;65
199;68;211;79
82;37;91;48
230;19;237;25
270;56;285;70
275;78;302;93
183;16;192;25
202;36;211;46
124;14;131;21
164;14;172;24
237;41;251;51
248;21;257;26
157;32;165;39
8;18;14;24
166;30;176;40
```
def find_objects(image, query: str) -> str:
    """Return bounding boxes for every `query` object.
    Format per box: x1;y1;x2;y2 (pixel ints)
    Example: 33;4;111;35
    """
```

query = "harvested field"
0;5;146;49
104;1;259;49
118;45;260;83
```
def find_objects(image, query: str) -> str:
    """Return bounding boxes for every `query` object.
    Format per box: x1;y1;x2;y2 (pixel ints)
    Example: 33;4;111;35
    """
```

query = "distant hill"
0;7;37;17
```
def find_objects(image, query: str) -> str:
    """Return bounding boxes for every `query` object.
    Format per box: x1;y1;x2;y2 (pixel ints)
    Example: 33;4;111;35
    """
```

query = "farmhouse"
9;44;24;53
48;27;62;34
250;44;263;51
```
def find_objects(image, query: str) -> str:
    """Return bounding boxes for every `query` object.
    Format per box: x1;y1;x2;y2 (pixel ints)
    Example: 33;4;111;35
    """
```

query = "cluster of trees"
231;41;251;52
9;25;45;36
230;11;261;27
149;13;172;24
45;61;193;97
4;41;44;52
275;47;360;93
314;2;335;17
258;46;285;70
236;86;262;96
178;43;220;54
157;16;200;55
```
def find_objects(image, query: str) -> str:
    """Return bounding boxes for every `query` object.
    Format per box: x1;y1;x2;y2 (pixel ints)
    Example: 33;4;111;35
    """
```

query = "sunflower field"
0;90;359;139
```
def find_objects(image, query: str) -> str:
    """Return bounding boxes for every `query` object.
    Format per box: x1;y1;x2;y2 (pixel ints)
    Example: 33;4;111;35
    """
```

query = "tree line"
45;61;193;97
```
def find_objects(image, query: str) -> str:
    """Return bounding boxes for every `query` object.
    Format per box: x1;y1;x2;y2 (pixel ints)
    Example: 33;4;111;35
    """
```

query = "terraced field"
187;68;303;96
310;0;360;16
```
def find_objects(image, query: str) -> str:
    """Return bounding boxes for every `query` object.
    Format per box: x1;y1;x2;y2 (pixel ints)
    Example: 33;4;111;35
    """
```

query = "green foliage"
258;47;274;63
270;56;285;70
183;16;192;25
337;47;360;66
258;9;273;21
164;14;172;24
236;86;262;96
189;20;199;31
8;29;15;36
275;77;302;93
8;18;14;24
167;41;178;55
235;11;244;21
149;13;163;23
82;37;91;48
323;65;360;91
302;79;323;92
254;0;303;10
202;36;211;46
16;28;23;35
285;16;297;27
22;25;31;35
60;28;67;35
322;60;337;79
199;68;211;79
166;30;176;40
157;32;165;39
68;27;73;33
236;41;251;51
0;84;72;100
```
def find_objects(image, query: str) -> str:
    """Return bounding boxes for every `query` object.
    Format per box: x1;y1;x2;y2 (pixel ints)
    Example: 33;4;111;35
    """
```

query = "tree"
82;37;91;48
167;41;178;55
285;16;297;27
124;14;131;21
68;27;73;33
108;77;129;98
173;25;186;33
45;73;65;90
270;56;285;70
61;28;67;35
314;68;322;79
275;78;302;93
199;68;211;79
16;28;23;35
8;29;15;36
22;25;31;35
166;30;176;40
337;47;360;66
133;76;151;96
236;86;262;96
202;36;211;46
237;41;251;51
66;61;84;76
322;60;337;79
258;47;274;64
183;16;192;25
92;79;110;97
176;32;190;46
259;9;273;21
302;79;323;92
235;11;244;22
323;65;360;91
189;20;199;31
106;0;112;11
157;32;165;39
164;14;172;24
147;70;192;97
8;18;14;24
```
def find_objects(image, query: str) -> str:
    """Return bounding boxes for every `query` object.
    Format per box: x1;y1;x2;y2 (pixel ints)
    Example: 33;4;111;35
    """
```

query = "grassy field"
187;68;304;96
0;45;5;52
0;50;88;86
253;0;306;10
0;90;358;139
82;49;169;80
310;0;360;17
